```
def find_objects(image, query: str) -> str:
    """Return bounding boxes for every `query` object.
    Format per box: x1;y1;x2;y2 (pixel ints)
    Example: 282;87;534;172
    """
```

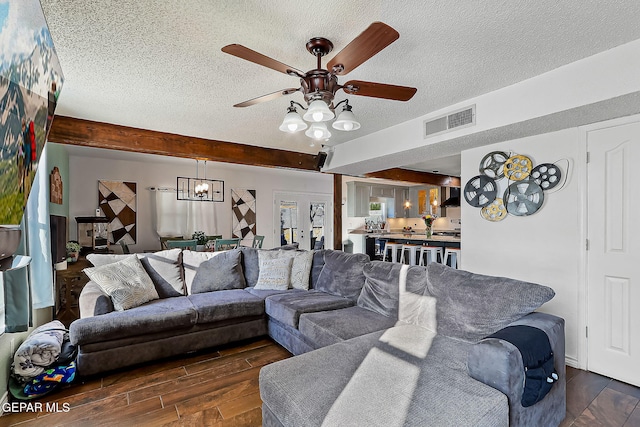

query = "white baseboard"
565;356;579;369
0;391;8;416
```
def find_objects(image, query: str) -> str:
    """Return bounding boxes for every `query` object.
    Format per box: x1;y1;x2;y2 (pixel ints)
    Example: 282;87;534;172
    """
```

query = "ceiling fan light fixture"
332;103;361;131
305;122;331;140
279;109;307;133
303;99;334;122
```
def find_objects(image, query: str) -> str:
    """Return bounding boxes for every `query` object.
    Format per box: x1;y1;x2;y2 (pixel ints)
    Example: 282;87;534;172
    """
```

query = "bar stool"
400;244;421;266
444;248;461;269
418;246;443;266
383;242;403;263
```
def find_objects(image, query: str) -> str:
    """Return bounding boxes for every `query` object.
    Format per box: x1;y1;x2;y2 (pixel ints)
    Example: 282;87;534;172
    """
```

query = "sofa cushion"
84;255;159;311
314;250;369;301
357;261;401;318
69;296;197;345
87;249;184;297
255;255;293;290
244;287;306;299
265;290;354;329
187;290;264;323
191;249;246;293
260;324;507;427
426;263;555;342
299;306;397;348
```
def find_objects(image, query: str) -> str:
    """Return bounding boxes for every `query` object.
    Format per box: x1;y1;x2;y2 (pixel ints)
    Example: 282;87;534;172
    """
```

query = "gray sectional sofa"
70;247;565;427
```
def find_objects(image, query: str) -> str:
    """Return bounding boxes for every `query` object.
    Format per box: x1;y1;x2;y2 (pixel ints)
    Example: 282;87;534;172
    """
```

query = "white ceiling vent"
424;105;476;138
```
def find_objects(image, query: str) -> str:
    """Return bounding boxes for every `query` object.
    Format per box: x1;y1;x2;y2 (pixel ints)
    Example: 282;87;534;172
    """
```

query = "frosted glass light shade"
305;122;331;140
303;100;334;122
332;109;361;131
279;111;307;133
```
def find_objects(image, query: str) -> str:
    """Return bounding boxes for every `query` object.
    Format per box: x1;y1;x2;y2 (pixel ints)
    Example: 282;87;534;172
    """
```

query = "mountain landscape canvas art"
0;0;63;225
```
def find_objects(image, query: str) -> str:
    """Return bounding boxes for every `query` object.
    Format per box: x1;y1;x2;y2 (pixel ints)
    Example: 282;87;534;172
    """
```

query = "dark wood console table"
55;257;91;327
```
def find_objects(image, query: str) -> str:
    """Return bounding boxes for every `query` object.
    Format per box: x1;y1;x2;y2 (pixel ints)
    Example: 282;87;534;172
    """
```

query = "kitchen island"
347;229;460;260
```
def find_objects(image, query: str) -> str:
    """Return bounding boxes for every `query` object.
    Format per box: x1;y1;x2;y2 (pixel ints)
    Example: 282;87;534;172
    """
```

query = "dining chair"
252;235;265;249
203;235;223;250
160;236;183;250
119;240;130;254
166;239;197;251
214;238;241;251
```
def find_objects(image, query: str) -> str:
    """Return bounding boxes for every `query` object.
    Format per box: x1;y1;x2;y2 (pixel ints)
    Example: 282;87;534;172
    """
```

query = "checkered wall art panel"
231;189;256;242
98;180;137;244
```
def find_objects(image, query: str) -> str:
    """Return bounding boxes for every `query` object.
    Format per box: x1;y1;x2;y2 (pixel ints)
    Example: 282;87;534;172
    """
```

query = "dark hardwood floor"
1;337;638;426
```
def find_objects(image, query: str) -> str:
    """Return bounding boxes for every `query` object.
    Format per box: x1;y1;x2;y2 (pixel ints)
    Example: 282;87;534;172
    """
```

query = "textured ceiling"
41;0;640;166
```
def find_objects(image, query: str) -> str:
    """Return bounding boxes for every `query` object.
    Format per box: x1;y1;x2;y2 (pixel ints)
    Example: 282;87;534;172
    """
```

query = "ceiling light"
305;122;331;140
332;101;360;131
278;103;307;133
303;99;334;122
177;160;224;202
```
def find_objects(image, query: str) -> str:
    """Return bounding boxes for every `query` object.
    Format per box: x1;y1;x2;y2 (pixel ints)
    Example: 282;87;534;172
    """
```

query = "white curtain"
154;189;218;238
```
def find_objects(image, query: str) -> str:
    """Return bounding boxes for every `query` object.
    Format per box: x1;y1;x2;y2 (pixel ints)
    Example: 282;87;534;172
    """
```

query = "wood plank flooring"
1;338;639;426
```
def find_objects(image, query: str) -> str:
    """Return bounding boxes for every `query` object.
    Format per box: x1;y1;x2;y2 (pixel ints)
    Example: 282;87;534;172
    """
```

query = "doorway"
274;192;332;251
586;118;640;386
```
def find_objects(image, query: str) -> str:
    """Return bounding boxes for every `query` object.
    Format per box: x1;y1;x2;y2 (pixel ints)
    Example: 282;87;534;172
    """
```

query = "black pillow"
191;249;246;293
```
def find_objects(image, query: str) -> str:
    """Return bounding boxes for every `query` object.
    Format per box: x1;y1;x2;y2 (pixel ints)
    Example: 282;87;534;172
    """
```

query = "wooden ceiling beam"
365;168;461;187
48;116;322;171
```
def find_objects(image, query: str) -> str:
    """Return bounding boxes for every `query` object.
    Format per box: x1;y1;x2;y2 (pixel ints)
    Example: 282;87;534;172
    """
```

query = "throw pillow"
357;261;401;318
182;250;220;294
258;250;314;290
84;255;159;311
315;250;369;301
87;249;185;297
426;263;555;342
191;249;246;293
255;256;293;290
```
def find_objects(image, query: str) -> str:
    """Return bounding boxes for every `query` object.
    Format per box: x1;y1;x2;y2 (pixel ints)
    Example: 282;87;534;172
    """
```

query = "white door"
274;192;332;251
587;120;640;386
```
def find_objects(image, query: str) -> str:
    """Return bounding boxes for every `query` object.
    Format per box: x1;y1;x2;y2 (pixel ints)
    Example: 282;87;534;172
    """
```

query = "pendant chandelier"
177;160;224;202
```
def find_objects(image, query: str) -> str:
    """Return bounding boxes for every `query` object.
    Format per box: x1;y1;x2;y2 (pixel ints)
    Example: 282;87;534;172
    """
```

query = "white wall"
461;128;582;365
68;149;333;251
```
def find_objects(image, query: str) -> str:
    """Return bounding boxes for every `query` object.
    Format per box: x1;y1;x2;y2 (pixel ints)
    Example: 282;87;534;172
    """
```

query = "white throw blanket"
13;320;67;379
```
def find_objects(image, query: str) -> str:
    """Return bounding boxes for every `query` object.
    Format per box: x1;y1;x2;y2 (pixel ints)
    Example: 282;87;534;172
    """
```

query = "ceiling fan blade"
327;22;399;75
342;80;417;101
222;44;304;76
233;88;300;108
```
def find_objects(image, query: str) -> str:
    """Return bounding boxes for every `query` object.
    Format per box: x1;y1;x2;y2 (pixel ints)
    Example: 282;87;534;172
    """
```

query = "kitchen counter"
373;233;461;243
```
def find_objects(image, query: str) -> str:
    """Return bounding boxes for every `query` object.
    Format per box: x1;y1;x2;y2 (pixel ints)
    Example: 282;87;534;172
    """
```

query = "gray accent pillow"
426;263;555;341
87;249;185;298
255;256;293;290
84;255;159;311
309;249;325;289
239;247;260;287
357;261;401;318
315;250;369;301
191;249;246;293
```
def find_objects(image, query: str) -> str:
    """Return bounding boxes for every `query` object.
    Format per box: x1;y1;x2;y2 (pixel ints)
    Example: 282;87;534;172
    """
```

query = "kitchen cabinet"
408;185;441;217
370;185;395;198
347;182;371;217
389;187;408;218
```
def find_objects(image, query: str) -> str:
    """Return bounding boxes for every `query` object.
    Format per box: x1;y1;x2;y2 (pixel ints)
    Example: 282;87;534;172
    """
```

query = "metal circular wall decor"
530;163;562;190
479;151;509;179
464;175;497;208
504;181;544;216
503;154;532;181
481;198;507;222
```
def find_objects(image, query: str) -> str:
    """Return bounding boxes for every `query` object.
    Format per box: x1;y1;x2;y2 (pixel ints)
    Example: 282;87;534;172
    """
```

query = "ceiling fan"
221;22;417;140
